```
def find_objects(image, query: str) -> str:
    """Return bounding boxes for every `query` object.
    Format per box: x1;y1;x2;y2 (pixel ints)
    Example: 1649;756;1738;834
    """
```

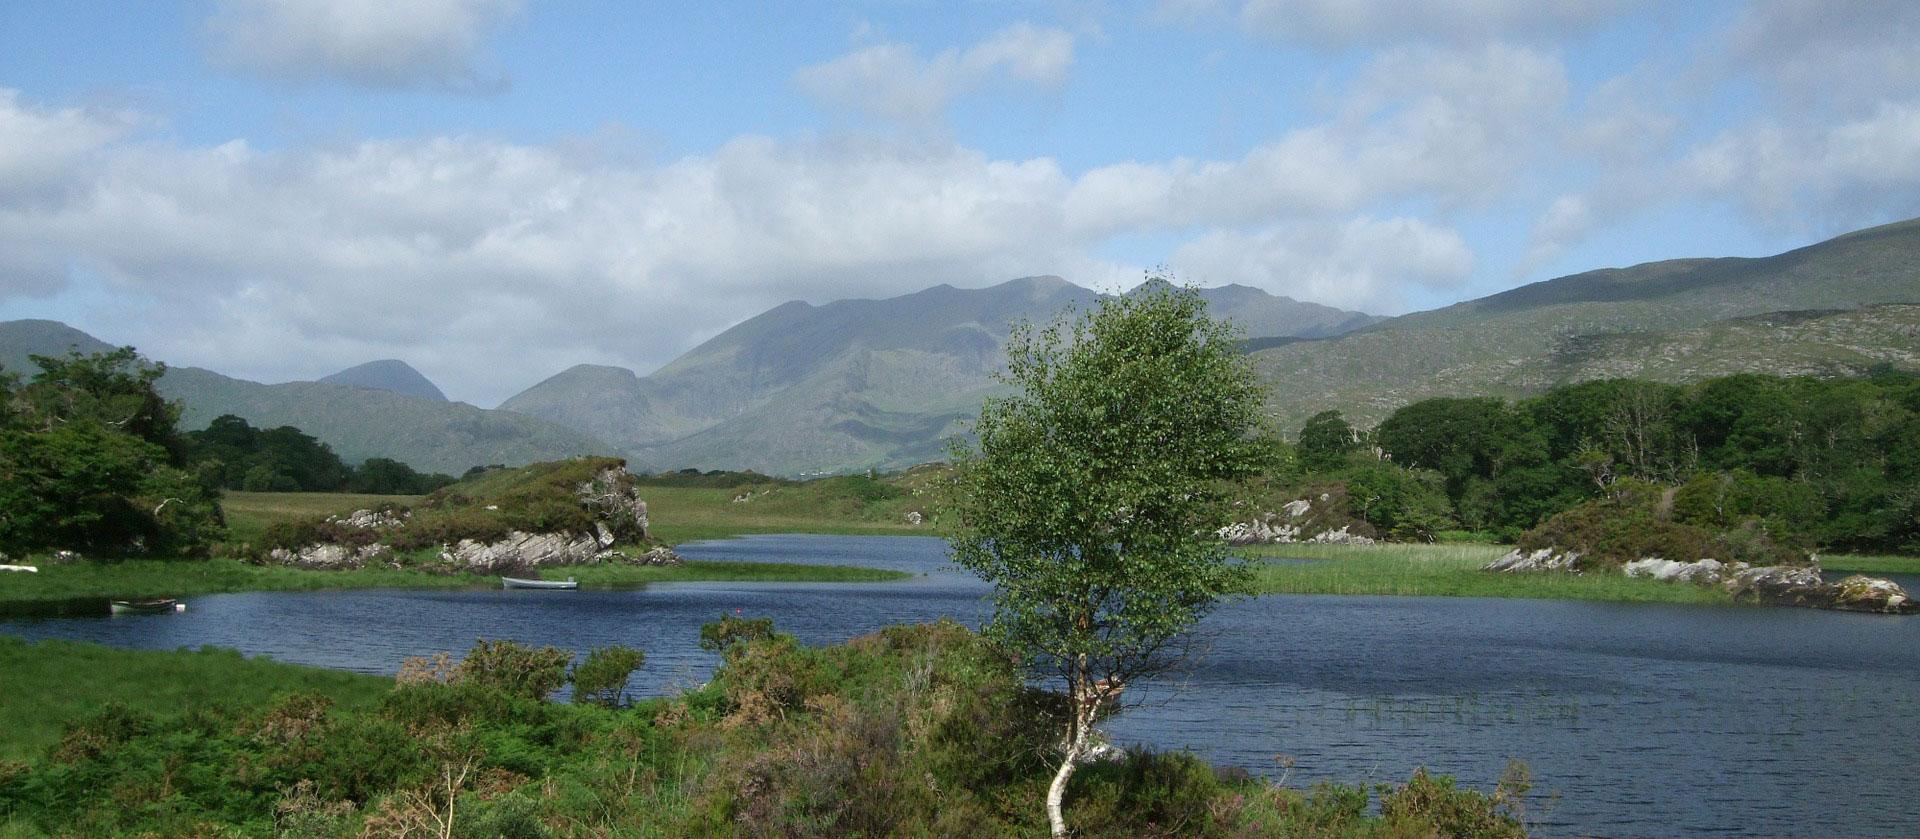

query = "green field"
641;484;933;543
0;636;391;762
221;490;427;545
1820;553;1920;575
1244;542;1736;604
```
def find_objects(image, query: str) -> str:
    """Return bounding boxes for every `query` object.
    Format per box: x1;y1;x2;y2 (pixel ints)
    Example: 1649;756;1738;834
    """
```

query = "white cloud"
206;0;523;90
1169;217;1476;313
795;23;1075;124
1722;0;1920;115
1161;0;1641;46
1679;102;1920;234
1066;44;1569;233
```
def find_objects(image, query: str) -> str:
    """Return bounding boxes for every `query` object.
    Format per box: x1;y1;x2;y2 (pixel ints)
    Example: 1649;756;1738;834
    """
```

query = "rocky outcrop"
441;531;603;571
1623;558;1747;584
1724;567;1915;614
269;543;387;570
578;466;649;542
1220;494;1377;546
1488;548;1915;615
1483;548;1581;573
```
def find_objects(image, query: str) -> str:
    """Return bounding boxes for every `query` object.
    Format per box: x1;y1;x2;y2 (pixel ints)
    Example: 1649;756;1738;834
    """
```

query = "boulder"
441;531;603;572
1830;575;1915;615
577;466;649;541
1484;548;1581;573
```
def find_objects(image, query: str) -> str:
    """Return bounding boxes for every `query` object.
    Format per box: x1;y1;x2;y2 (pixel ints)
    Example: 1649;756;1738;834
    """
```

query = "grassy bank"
0;636;391;762
0;557;908;606
1244;542;1735;604
221;490;427;545
1821;553;1920;575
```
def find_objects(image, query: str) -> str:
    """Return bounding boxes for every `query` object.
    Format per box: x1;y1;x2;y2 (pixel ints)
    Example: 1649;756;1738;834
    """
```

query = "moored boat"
109;599;183;615
501;576;578;590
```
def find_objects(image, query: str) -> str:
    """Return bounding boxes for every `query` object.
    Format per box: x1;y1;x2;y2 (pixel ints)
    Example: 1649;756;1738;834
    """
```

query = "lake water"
5;534;1917;837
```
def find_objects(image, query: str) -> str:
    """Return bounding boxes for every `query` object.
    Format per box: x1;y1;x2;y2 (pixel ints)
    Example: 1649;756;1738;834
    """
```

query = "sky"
2;1;1918;407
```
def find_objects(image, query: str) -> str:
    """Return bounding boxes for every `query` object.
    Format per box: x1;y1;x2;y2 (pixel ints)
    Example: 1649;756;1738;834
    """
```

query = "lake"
4;534;1916;837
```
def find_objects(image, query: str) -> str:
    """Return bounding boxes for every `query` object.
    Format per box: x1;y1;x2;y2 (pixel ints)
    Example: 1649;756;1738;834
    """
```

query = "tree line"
1282;372;1920;554
0;349;455;558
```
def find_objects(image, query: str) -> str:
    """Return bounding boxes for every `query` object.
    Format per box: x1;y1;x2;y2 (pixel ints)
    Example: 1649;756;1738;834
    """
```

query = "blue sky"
3;0;1917;405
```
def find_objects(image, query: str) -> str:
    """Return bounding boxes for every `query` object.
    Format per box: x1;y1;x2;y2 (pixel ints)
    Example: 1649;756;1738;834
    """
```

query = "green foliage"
456;639;573;702
188;414;457;495
0;348;224;556
570;645;646;708
1297;410;1360;473
699;614;777;655
947;282;1272;836
1517;479;1809;569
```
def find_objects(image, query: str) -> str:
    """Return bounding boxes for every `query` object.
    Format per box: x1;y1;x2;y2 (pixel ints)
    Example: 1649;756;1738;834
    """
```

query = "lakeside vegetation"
0;623;1538;838
1243;543;1734;603
0;637;390;762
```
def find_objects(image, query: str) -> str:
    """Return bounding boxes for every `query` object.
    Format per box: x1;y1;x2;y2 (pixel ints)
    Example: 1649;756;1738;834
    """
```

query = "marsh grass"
1820;553;1920;575
1244;542;1734;603
0;636;389;761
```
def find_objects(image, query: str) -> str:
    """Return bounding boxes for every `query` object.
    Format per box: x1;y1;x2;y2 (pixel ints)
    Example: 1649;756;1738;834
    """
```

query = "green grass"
0;556;907;605
642;485;933;543
1821;553;1920;575
1244;542;1735;604
0;636;390;762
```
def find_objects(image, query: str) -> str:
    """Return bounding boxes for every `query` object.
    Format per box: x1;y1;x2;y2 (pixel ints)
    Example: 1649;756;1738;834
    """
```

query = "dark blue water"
5;534;1917;837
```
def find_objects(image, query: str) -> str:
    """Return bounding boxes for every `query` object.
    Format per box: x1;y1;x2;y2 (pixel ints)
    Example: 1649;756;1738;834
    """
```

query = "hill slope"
1252;218;1920;431
0;321;621;475
503;276;1379;474
318;359;448;401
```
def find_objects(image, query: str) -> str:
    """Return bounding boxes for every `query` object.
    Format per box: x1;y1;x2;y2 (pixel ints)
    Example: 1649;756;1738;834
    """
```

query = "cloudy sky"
3;1;1917;406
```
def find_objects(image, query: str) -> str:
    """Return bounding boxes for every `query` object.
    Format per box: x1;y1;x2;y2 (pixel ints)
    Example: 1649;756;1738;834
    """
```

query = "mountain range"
499;278;1379;474
0;320;617;475
4;217;1916;476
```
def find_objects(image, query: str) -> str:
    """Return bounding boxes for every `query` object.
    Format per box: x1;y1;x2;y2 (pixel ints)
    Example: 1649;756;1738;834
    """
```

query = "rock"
49;550;82;564
1624;558;1734;584
1830;575;1915;614
1309;525;1374;545
441;531;603;572
330;508;405;530
576;466;649;542
268;543;386;570
904;510;924;526
1281;499;1312;518
1484;548;1582;573
625;546;684;567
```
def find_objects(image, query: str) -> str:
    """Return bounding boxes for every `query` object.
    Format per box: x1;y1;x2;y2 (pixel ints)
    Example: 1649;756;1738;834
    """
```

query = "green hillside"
1253;219;1920;432
0;320;622;475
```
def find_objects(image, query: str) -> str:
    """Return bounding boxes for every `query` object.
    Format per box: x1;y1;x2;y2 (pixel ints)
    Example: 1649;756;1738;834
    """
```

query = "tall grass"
1244;542;1735;603
0;636;390;761
642;485;933;543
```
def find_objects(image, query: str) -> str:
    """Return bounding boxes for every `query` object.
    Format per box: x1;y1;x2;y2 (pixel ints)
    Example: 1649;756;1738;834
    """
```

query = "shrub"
570;645;645;708
699;614;777;655
456;640;572;702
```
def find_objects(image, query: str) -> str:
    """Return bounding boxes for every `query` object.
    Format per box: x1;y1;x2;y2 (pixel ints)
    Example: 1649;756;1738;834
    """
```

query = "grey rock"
268;543;386;570
441;531;603;572
1624;558;1736;584
1484;548;1581;573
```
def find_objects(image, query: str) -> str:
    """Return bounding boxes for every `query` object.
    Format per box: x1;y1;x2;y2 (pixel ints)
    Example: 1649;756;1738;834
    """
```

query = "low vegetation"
0;623;1537;838
1243;543;1732;603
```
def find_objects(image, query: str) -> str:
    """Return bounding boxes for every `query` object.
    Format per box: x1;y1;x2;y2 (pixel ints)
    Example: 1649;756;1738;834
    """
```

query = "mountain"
503;276;1379;474
0;320;621;475
319;359;448;402
1249;217;1920;432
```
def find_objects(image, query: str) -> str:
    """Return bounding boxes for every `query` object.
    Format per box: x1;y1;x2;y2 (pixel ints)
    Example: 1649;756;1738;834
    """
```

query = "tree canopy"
946;282;1270;837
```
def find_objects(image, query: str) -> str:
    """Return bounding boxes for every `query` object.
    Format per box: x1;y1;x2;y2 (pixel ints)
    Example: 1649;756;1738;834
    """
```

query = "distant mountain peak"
319;359;448;402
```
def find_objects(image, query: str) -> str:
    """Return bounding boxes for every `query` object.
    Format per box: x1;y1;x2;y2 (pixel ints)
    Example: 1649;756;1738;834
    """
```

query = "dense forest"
1275;372;1920;555
186;414;456;496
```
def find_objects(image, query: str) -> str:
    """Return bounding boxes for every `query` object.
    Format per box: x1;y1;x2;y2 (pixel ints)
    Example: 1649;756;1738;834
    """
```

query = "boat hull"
500;577;578;590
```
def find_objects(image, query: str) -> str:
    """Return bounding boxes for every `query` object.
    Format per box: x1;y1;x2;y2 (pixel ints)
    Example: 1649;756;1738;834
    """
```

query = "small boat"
110;599;184;615
501;576;578;590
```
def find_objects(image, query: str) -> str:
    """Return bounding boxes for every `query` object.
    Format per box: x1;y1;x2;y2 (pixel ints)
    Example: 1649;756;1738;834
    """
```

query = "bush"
457;640;572;702
570;645;645;708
